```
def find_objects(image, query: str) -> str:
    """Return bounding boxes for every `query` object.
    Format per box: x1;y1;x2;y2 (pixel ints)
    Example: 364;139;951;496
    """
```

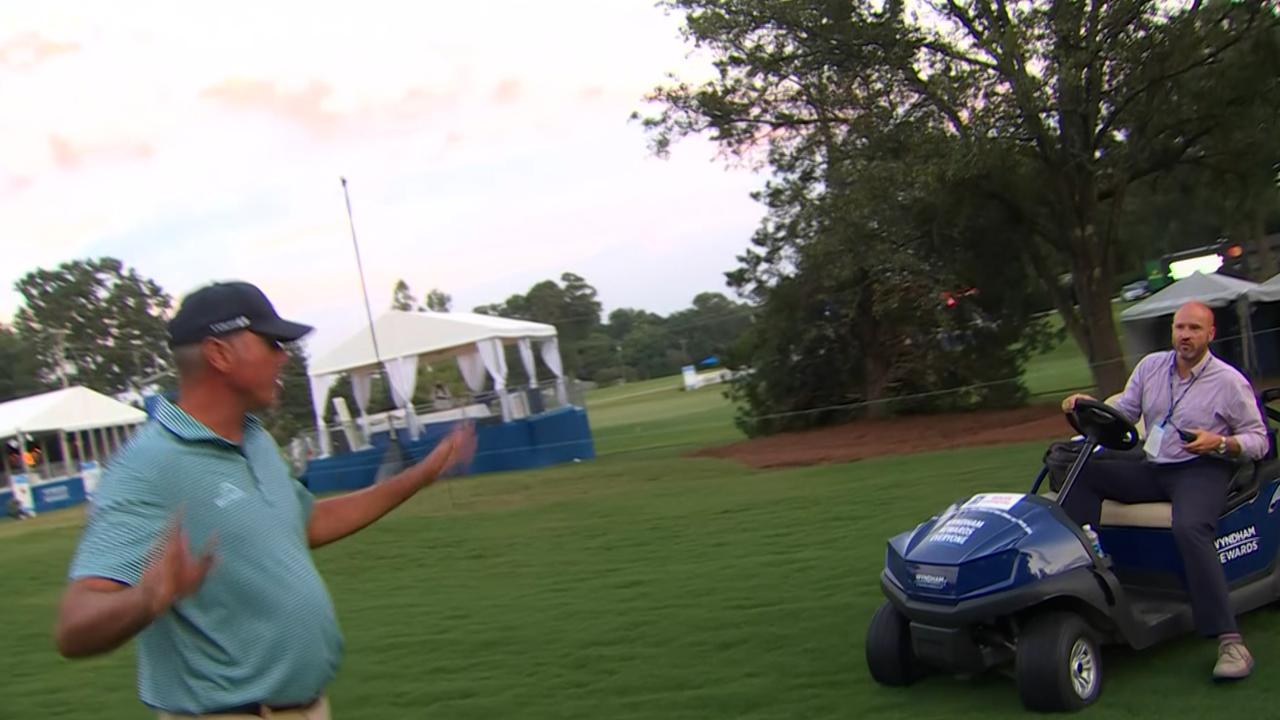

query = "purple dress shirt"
1111;350;1268;463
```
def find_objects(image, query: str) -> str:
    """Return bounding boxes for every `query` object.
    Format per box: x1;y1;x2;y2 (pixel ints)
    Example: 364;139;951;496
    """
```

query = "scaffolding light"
1168;254;1223;280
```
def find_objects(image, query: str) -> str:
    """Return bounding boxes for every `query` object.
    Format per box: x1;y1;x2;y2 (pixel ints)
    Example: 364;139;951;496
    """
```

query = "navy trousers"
1059;456;1236;637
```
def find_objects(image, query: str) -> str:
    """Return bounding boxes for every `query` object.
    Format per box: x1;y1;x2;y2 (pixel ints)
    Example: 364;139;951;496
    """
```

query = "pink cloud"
203;78;466;135
202;77;341;135
0;174;33;197
47;135;154;171
493;78;521;105
0;33;79;69
395;86;462;122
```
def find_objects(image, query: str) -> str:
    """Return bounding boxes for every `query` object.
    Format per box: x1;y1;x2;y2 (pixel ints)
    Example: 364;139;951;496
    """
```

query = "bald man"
1062;301;1268;681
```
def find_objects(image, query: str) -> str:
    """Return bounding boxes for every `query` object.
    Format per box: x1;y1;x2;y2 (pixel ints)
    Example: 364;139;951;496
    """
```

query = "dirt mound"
693;404;1069;469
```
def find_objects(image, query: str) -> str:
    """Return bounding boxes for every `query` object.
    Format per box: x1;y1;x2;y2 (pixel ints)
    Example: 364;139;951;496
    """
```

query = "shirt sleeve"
67;462;168;586
1109;355;1149;424
293;479;315;523
1226;380;1270;461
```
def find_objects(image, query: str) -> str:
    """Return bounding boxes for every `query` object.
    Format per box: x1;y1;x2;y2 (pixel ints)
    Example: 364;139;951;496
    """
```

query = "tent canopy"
1246;272;1280;304
0;386;147;439
308;310;558;378
1120;271;1258;321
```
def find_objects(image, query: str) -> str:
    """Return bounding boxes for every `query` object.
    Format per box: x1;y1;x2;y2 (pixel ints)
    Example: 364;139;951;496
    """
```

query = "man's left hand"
431;422;478;476
1182;429;1225;455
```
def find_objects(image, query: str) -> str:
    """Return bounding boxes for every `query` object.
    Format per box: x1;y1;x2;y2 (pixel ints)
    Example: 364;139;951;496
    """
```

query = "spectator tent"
306;310;565;456
0;385;147;482
1119;271;1258;374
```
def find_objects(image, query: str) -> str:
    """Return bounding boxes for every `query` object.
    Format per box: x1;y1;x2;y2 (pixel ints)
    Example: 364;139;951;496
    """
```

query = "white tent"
1119;271;1258;321
0;386;146;439
306;311;566;456
1119;271;1259;374
1245;272;1280;303
0;386;148;481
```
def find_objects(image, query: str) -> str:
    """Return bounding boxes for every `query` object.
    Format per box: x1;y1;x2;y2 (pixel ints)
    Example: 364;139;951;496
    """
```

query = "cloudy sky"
0;1;766;357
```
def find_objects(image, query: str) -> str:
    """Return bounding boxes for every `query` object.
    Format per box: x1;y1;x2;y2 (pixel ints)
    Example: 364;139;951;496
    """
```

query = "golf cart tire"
1016;612;1101;712
866;601;922;686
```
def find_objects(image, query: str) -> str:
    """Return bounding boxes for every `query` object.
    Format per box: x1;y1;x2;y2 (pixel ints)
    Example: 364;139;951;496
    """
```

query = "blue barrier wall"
300;407;596;494
33;477;87;513
1;475;88;519
0;408;596;516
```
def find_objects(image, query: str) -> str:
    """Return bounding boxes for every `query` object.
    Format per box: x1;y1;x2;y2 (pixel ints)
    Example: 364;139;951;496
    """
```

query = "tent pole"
17;431;29;474
39;435;52;479
60;431;73;478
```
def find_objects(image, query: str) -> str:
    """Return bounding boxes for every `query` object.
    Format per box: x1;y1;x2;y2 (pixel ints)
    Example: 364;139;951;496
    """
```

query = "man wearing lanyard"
1062;301;1268;681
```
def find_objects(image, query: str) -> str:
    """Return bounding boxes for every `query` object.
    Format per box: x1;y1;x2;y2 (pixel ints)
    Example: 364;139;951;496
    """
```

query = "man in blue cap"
55;280;476;718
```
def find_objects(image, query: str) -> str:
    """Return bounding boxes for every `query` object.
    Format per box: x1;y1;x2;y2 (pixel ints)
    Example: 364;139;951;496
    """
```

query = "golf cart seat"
1091;461;1259;529
1043;461;1259;528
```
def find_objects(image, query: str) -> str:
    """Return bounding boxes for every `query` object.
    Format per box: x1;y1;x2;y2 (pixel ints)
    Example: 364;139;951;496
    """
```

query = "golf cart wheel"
866;601;923;686
1015;612;1101;712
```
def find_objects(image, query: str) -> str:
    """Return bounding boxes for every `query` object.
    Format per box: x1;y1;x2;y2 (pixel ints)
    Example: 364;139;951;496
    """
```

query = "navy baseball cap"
168;281;313;347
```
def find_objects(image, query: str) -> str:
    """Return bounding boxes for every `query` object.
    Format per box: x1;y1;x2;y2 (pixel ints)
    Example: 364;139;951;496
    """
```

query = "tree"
641;0;1280;396
699;49;1055;423
391;279;418;312
474;273;604;376
667;292;753;365
559;272;603;342
606;308;663;341
0;323;46;403
424;288;452;312
717;111;1055;432
260;344;317;445
13;258;172;395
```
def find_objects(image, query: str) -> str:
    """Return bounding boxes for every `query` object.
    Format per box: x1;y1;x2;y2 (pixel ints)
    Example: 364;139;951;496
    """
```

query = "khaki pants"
158;696;330;720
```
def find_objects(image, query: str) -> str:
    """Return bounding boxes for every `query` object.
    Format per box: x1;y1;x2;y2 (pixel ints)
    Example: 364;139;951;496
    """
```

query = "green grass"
8;434;1280;719
1023;331;1094;398
585;377;740;455
1022;302;1136;399
7;306;1238;720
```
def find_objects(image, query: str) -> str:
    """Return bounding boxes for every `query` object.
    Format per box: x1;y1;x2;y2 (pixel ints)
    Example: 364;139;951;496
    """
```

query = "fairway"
587;377;741;455
2;341;1245;720
7;417;1280;717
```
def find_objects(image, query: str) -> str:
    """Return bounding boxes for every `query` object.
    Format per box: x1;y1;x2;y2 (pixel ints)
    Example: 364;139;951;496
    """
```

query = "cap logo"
208;315;251;334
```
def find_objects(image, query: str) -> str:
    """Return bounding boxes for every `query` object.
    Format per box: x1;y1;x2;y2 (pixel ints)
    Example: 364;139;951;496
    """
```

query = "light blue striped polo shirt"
68;396;343;714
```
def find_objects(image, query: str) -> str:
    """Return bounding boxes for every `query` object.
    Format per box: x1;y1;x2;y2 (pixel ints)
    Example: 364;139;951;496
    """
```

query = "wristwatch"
1217;437;1229;455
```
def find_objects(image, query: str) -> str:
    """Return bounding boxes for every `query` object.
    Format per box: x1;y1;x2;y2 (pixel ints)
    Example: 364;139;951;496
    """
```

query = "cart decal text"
1217;525;1259;564
928;517;985;545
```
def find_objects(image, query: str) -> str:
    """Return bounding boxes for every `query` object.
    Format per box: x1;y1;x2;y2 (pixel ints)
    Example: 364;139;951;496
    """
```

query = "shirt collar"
1170;349;1214;379
151;395;264;448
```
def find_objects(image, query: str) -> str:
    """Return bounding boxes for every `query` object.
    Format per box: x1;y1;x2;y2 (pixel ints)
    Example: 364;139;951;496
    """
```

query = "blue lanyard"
1162;354;1210;426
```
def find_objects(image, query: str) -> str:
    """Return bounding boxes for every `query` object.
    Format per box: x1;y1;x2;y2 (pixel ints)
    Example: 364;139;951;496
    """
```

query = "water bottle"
1083;524;1105;558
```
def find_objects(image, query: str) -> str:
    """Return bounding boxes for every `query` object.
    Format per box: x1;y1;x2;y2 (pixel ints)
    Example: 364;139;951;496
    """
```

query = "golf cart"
866;391;1280;711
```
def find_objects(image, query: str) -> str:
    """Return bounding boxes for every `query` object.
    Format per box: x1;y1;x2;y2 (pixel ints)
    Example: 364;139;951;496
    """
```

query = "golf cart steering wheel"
1067;398;1140;451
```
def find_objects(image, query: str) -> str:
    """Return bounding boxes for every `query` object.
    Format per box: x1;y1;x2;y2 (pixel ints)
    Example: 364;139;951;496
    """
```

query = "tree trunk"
854;279;894;420
1252;205;1277;280
862;350;893;420
1072;253;1129;398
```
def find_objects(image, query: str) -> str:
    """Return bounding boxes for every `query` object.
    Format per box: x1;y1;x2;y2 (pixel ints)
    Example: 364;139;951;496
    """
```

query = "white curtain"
308;374;340;456
518;338;538;388
539;337;569;405
382;355;422;440
351;369;373;438
457;351;487;393
477;338;512;421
